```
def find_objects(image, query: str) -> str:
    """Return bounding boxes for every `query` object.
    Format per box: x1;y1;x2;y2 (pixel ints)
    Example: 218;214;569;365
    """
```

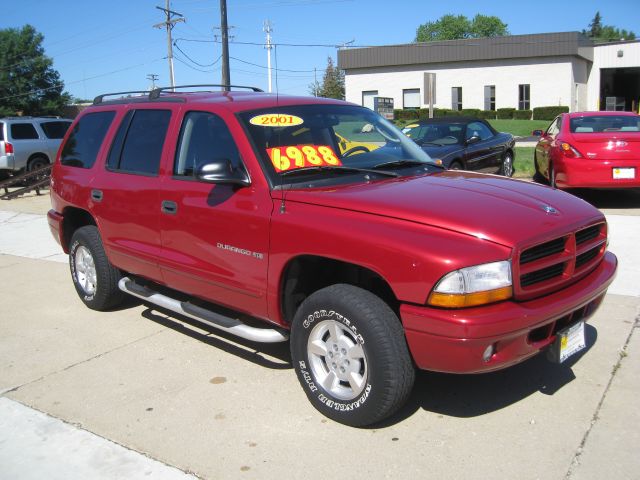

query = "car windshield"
239;104;436;185
401;122;465;145
570;115;640;133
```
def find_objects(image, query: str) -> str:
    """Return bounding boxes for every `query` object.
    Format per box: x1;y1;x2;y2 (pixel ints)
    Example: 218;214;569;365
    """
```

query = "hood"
278;171;604;248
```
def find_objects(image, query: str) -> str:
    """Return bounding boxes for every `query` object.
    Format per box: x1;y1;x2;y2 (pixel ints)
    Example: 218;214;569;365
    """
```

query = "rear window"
10;123;39;140
570;115;640;133
40;121;72;139
61;111;116;168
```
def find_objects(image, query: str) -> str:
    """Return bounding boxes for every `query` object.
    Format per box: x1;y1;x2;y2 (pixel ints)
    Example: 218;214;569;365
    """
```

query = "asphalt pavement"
0;189;638;480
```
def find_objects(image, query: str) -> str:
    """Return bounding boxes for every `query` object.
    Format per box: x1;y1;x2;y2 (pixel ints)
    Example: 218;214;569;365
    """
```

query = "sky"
2;0;640;101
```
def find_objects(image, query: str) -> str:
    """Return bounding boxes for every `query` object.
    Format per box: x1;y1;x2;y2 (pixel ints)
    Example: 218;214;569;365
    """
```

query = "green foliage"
532;106;569;121
415;13;508;42
513;147;535;178
393;109;419;121
583;11;635;41
488;119;550;137
0;25;70;116
477;110;497;120
310;56;344;100
496;108;516;119
513;110;532;120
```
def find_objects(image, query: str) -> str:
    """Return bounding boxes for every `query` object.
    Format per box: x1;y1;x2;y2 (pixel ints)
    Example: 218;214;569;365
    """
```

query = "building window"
519;84;530;110
484;85;496;111
362;90;378;110
452;87;462;111
403;89;421;109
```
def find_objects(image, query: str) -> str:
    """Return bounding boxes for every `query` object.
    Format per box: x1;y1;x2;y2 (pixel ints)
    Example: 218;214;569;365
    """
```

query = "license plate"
554;321;586;363
612;167;635;179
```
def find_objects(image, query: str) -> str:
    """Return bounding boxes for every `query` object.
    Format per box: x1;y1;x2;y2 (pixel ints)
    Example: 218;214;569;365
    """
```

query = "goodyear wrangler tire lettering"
290;284;416;427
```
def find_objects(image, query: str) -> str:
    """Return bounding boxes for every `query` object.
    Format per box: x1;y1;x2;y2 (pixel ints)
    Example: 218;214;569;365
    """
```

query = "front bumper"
557;158;640;188
401;251;617;373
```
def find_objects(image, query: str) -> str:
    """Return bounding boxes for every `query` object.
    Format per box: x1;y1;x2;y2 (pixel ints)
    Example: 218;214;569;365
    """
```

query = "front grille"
516;222;606;299
576;246;600;269
520;237;566;264
576;225;600;245
521;263;565;287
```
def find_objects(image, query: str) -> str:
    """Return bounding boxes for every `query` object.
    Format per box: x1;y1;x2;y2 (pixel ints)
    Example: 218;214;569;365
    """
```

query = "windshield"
239;104;436;185
402;122;465;145
570;115;640;133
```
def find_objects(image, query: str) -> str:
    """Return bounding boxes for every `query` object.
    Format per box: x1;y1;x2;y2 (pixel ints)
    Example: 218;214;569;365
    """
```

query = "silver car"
0;117;72;179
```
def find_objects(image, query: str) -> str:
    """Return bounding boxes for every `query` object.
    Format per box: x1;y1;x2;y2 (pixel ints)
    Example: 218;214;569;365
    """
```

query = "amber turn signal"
428;286;513;308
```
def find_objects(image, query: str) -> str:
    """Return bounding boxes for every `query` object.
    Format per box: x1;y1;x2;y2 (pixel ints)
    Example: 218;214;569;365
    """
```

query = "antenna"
264;20;273;93
153;1;185;90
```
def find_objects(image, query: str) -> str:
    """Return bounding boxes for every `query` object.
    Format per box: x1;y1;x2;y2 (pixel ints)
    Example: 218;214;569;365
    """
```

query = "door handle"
161;200;178;215
91;189;103;202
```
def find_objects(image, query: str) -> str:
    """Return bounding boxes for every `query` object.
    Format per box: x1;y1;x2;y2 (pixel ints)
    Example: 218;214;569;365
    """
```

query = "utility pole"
153;1;184;91
264;20;273;93
146;73;159;90
220;0;231;90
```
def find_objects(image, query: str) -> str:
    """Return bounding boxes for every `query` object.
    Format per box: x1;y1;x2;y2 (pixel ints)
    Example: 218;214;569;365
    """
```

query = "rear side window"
174;111;242;177
61;111;116;168
40;121;72;139
107;109;171;175
10;123;39;140
0;122;4;141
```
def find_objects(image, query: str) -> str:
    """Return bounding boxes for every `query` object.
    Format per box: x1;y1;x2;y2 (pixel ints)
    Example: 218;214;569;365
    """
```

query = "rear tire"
27;155;49;171
500;151;514;177
290;284;415;427
449;161;463;170
69;226;124;311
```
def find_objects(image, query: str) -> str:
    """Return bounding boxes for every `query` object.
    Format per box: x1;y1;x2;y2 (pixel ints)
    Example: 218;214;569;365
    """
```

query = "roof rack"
93;91;150;105
148;84;264;99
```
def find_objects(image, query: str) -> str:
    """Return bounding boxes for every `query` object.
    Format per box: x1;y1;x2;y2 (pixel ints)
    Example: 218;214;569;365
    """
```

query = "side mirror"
532;129;544;137
466;135;481;145
196;159;250;186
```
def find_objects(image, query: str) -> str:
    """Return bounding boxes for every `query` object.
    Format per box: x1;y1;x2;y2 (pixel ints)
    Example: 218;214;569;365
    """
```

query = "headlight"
428;260;512;308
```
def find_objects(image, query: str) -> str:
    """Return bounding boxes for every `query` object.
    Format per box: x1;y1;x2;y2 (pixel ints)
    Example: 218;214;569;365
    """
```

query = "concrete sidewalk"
0;200;638;479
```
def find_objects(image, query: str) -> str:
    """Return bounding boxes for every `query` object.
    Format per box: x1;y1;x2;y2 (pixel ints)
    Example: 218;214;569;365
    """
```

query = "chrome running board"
118;277;288;343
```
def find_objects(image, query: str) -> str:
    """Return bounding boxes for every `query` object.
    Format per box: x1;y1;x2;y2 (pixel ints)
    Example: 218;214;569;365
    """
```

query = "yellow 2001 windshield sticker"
267;145;341;172
249;114;304;127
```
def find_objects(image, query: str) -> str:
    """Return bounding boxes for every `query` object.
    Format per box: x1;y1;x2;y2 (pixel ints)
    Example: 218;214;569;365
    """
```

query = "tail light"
560;142;582;158
4;142;13;154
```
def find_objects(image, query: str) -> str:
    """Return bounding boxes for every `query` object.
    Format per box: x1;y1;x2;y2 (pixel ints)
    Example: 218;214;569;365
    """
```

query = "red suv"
48;86;617;426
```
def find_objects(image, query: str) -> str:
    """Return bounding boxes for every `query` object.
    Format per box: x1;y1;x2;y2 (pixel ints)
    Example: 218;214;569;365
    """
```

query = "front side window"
174;111;243;177
519;84;530;110
107;109;171;175
10;123;39;140
466;121;494;141
61;111;116;168
40;121;72;139
452;87;462;111
239;104;436;187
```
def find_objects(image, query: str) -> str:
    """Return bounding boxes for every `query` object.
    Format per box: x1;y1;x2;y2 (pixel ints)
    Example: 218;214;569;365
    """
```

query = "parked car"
534;111;640;189
48;86;616;427
0;116;72;179
401;117;515;176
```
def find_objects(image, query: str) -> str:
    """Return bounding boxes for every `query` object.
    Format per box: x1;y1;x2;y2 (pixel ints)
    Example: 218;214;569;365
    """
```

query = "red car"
534;111;640;189
48;87;616;426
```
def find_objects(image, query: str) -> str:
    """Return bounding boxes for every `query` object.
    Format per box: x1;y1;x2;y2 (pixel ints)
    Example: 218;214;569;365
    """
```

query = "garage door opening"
599;67;640;112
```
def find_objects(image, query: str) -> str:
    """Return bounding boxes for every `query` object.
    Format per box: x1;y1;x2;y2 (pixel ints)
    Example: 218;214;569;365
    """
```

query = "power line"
154;1;185;89
173;42;222;67
229;55;315;73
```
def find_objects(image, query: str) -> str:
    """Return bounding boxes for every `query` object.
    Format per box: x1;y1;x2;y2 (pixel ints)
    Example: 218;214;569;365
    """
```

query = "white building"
338;32;640;114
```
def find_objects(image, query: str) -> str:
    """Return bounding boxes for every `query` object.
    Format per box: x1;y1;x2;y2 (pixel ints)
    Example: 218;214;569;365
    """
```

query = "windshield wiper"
279;165;399;178
373;159;443;170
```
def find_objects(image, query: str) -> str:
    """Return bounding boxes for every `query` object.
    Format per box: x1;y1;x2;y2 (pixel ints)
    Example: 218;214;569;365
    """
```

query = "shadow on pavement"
141;308;292;370
565;188;640;210
377;324;598;427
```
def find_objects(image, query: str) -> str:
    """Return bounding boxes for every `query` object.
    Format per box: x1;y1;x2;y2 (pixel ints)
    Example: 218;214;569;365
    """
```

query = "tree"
0;25;70;117
583;12;635;41
415;14;508;42
310;56;344;100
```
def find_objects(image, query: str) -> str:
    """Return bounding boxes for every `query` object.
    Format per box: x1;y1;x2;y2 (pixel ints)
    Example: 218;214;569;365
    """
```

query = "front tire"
291;284;415;427
69;226;124;311
500;151;514;177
